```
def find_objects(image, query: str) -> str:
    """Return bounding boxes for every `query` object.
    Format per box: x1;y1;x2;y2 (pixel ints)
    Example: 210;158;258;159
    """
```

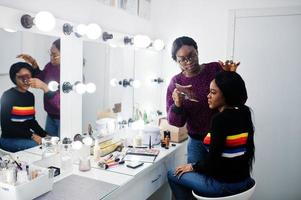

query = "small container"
60;138;73;172
165;135;170;147
79;157;91;172
42;137;56;159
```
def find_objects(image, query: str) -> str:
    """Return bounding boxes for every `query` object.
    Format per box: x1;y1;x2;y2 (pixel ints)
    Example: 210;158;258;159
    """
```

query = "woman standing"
18;39;60;137
167;36;238;163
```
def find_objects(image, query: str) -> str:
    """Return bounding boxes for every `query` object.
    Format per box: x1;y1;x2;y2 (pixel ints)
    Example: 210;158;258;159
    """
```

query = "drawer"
125;164;164;200
143;165;164;197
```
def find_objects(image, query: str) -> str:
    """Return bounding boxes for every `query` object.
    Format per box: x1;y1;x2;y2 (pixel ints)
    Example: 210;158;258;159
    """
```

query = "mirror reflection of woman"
17;39;60;137
0;62;48;152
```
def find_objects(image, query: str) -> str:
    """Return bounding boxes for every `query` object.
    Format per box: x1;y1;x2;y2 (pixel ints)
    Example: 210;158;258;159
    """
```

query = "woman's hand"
174;164;194;179
219;60;240;72
31;134;42;145
17;54;39;68
172;88;185;107
29;78;49;93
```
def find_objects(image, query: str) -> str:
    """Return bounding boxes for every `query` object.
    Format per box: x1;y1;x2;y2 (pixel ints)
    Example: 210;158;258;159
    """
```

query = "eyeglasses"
176;54;198;65
16;74;31;85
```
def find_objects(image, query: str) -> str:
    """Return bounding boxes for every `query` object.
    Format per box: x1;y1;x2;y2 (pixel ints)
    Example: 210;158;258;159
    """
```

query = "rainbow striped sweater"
1;88;47;138
193;108;254;182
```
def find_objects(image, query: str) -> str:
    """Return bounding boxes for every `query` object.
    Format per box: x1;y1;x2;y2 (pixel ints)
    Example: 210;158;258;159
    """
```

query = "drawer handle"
151;174;162;183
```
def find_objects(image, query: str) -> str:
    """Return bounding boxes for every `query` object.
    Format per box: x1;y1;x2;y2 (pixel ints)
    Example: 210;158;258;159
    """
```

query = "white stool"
192;183;256;200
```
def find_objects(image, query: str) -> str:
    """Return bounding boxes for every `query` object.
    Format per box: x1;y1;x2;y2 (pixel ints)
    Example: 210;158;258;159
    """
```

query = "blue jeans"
187;137;208;163
45;115;60;137
0;137;37;152
167;170;255;199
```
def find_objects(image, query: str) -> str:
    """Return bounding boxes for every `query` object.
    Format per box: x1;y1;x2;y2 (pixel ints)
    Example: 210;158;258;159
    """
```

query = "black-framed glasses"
176;54;198;65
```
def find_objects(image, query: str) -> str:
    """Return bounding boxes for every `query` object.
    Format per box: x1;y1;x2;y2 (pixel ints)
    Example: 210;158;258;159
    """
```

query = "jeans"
45;115;60;137
167;170;255;199
187;136;208;163
0;137;37;153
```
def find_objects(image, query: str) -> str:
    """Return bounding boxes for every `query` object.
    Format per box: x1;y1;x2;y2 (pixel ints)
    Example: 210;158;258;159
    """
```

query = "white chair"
192;183;256;200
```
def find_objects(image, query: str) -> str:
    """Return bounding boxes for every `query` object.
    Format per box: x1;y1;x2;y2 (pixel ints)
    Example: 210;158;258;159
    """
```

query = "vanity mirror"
0;28;60;136
82;41;164;133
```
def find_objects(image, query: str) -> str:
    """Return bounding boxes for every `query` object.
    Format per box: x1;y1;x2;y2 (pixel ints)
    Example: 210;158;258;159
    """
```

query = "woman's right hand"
172;88;185;107
17;54;39;68
31;134;42;145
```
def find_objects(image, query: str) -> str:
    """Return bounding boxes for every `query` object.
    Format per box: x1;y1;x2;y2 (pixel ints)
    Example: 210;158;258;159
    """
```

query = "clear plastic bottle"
60;138;73;172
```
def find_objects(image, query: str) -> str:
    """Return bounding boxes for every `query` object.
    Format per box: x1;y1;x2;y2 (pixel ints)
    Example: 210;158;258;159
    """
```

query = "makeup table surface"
11;139;188;200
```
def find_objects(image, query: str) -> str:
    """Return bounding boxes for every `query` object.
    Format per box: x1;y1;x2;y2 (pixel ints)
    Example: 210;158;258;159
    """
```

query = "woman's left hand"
174;164;193;179
219;60;240;72
29;78;49;93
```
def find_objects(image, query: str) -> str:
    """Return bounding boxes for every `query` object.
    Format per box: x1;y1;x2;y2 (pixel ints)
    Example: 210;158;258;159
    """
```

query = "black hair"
171;36;198;61
9;62;33;85
52;39;60;51
214;71;248;107
214;71;255;172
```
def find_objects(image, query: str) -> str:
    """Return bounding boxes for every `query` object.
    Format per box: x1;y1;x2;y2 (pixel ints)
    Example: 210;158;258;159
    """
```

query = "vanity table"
11;139;187;200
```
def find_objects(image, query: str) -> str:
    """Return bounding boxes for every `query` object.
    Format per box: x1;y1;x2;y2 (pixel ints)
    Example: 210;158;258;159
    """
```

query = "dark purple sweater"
166;62;222;139
34;62;60;119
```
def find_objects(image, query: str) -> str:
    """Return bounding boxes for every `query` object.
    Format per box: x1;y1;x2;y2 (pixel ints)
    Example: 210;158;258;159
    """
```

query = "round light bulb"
110;78;118;87
34;11;56;32
72;141;83;150
48;81;59;92
133;35;151;48
153;39;165;51
131;80;141;88
76;24;87;36
86;82;96;93
82;136;93;146
74;82;86;94
86;23;102;40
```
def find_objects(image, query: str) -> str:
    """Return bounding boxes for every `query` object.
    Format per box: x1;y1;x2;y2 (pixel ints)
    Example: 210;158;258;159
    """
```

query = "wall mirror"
82;41;164;134
0;28;60;136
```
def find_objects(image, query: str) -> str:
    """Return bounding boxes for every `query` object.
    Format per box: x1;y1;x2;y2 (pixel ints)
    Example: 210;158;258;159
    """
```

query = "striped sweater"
193;108;254;182
203;132;248;158
1;88;47;138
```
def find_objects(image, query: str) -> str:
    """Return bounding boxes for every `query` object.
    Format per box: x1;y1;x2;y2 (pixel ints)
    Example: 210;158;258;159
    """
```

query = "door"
228;7;301;200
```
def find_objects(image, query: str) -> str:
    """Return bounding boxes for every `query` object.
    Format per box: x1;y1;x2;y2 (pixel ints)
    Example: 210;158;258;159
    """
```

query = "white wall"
0;0;152;35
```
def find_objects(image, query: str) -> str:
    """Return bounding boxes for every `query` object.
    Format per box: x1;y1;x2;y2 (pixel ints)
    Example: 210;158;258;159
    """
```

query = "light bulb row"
19;11;165;51
110;77;164;88
48;81;96;94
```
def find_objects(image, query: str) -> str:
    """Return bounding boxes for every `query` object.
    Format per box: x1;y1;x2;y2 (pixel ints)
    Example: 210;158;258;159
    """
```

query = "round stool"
192;183;256;200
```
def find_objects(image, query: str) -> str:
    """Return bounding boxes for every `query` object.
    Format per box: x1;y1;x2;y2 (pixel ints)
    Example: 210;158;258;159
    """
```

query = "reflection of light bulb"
131;80;141;88
3;28;17;33
76;24;87;36
48;81;59;92
86;23;102;40
133;35;151;48
72;141;83;150
86;82;96;93
74;82;86;94
153;39;165;51
110;78;118;87
82;136;93;146
34;11;56;32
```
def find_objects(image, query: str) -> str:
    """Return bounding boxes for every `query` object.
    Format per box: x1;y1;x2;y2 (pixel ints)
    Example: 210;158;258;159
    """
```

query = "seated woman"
0;62;47;152
168;71;255;199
